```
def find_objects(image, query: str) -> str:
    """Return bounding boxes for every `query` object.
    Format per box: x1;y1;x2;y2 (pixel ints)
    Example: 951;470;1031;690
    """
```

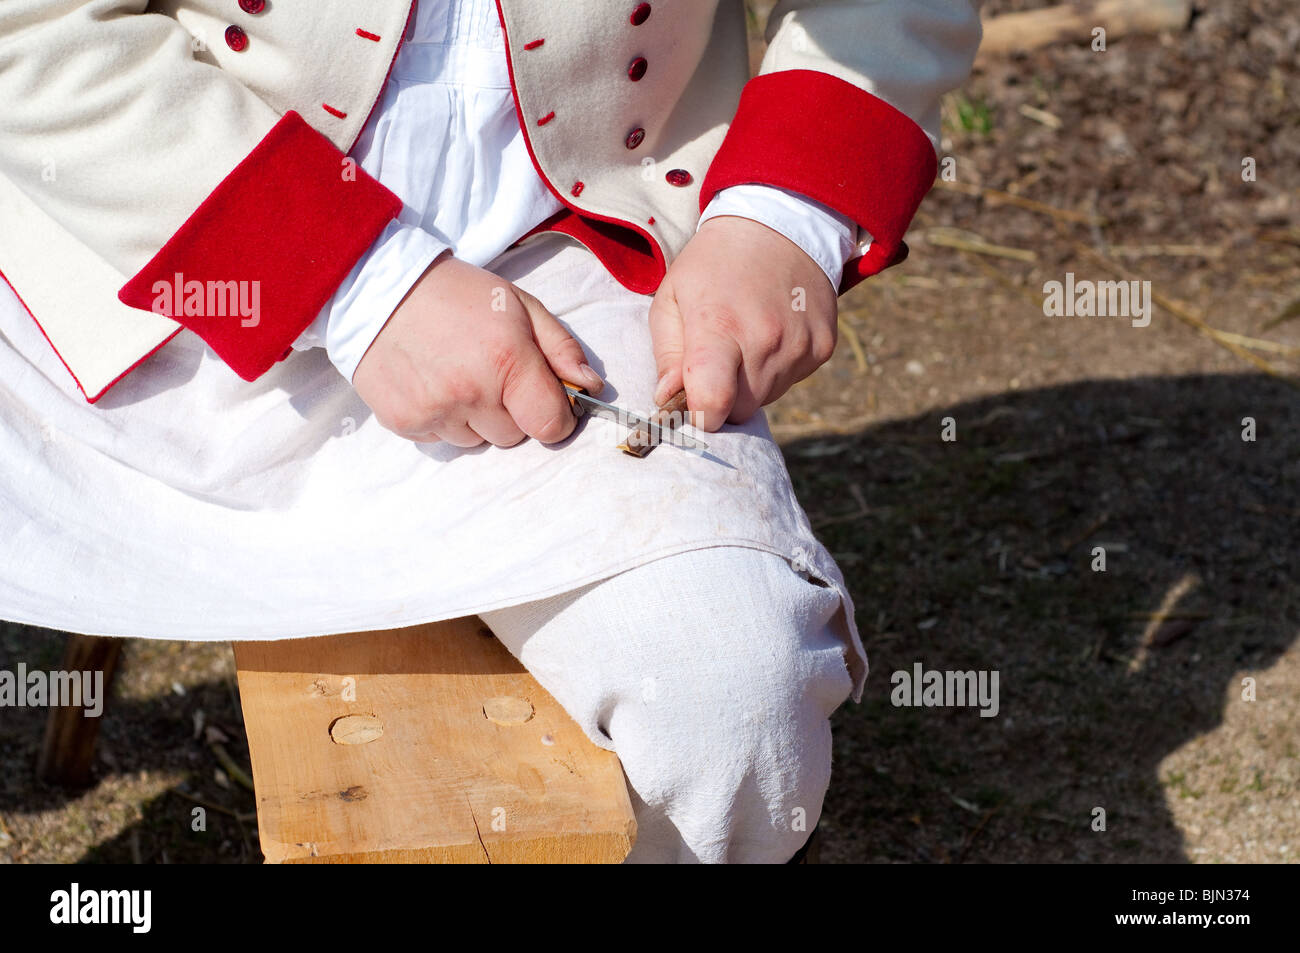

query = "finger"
726;319;833;424
727;370;766;425
500;348;581;445
734;355;811;424
516;289;603;395
385;416;443;444
433;419;487;449
648;287;685;406
728;338;793;424
467;405;527;449
681;320;743;432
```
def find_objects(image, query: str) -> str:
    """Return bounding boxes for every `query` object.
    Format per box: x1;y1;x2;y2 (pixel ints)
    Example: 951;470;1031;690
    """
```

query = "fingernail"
653;373;669;404
579;363;602;389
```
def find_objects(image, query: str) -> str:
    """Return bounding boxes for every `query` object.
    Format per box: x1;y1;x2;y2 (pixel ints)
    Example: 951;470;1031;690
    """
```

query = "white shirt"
292;0;857;382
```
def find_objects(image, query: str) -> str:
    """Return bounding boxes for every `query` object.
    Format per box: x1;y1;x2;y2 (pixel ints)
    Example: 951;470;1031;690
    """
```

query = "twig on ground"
932;179;1105;226
961;250;1046;311
169;787;257;823
1074;244;1300;389
208;742;256;793
1259;298;1300;332
1107;244;1225;259
923;227;1038;262
1127;611;1211;622
769;414;877;440
1259;228;1300;248
957;808;999;863
838;316;869;374
947;792;982;814
1017;103;1062;129
1203;329;1300;355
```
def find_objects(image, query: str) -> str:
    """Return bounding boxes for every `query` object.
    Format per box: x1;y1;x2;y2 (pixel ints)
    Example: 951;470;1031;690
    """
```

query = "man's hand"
353;253;603;446
649;216;839;432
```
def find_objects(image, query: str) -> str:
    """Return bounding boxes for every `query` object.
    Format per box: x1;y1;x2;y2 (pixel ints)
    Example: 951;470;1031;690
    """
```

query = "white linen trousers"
0;0;867;862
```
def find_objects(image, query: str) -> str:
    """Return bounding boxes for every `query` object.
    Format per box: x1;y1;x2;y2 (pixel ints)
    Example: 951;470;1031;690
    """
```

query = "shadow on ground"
1;372;1295;863
792;372;1298;863
0;633;257;864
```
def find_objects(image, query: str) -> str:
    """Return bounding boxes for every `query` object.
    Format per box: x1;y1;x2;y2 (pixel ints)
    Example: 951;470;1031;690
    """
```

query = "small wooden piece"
619;388;691;457
37;634;124;787
233;617;636;863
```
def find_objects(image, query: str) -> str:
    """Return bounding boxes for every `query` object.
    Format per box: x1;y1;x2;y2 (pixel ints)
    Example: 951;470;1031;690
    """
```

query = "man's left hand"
649;215;839;432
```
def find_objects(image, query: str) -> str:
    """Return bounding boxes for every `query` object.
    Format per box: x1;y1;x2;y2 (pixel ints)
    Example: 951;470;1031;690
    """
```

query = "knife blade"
562;384;709;453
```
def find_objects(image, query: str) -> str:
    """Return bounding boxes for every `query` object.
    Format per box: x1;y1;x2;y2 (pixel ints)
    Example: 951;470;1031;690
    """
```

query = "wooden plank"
38;635;123;787
233;617;635;864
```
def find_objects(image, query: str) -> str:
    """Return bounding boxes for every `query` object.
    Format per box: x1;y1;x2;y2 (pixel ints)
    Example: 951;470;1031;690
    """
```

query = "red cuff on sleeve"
699;70;937;294
118;111;403;381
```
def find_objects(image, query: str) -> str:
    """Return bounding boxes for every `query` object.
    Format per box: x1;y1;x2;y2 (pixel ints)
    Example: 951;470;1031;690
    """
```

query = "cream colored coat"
0;0;981;401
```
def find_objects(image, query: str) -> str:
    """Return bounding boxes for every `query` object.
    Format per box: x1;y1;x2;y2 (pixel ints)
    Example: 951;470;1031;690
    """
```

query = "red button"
665;169;692;187
627;56;647;81
238;0;265;13
625;127;645;149
630;3;652;25
225;24;248;51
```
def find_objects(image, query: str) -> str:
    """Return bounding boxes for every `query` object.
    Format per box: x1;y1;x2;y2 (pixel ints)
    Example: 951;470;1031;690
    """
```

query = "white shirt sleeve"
292;218;451;383
698;184;866;291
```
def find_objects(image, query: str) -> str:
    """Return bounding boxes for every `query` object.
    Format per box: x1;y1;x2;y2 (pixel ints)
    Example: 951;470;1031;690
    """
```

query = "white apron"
0;0;867;700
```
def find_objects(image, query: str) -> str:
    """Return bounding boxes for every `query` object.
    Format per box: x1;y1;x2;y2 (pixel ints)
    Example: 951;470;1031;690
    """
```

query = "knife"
561;383;709;454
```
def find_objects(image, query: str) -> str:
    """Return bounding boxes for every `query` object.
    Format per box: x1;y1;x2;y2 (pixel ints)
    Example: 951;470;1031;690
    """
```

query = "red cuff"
118;111;403;381
700;70;937;294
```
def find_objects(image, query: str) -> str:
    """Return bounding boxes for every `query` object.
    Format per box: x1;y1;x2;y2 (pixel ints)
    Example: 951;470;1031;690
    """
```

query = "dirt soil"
2;0;1298;863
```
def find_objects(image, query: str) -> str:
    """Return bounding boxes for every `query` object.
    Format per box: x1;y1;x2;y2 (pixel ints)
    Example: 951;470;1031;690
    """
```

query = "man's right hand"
353;254;603;447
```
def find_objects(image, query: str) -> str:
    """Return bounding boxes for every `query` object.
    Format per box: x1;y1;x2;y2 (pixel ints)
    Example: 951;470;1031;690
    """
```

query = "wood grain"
619;388;691;457
37;634;123;787
233;617;635;864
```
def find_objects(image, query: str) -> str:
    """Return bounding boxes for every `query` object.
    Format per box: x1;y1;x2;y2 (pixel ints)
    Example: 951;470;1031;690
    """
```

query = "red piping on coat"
6;0;423;403
492;0;668;295
0;267;182;403
348;0;421;153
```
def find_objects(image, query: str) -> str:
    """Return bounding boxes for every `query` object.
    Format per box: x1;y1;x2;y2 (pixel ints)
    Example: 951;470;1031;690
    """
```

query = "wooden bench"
40;618;637;864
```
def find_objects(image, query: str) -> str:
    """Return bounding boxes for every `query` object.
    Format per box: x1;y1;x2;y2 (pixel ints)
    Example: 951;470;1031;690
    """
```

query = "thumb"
648;285;685;406
516;289;603;394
